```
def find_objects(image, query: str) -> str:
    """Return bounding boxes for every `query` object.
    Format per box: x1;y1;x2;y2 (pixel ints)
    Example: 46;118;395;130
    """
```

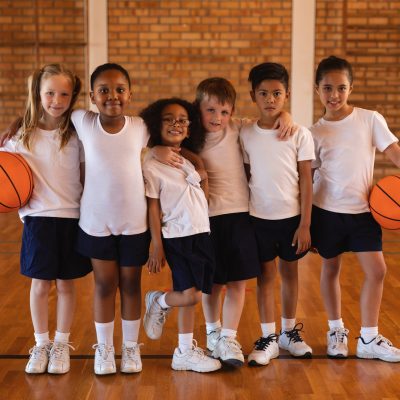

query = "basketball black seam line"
13;153;33;199
0;165;22;207
375;183;400;208
369;205;400;222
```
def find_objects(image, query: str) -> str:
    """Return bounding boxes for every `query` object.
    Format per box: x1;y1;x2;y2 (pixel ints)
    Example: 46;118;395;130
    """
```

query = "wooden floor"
1;211;400;400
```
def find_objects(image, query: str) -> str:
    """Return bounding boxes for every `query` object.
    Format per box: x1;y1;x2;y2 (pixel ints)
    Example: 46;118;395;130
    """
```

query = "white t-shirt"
200;119;250;217
240;122;315;220
311;107;398;214
143;157;210;239
71;109;149;236
1;128;83;219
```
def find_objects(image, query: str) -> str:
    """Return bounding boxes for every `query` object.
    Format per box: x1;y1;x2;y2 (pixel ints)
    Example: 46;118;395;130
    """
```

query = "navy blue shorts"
77;228;150;266
163;233;216;294
21;216;92;280
311;206;382;259
251;215;308;262
209;212;260;284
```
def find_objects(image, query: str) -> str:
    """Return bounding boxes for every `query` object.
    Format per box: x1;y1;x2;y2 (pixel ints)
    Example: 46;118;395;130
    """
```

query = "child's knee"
31;279;51;297
183;289;201;306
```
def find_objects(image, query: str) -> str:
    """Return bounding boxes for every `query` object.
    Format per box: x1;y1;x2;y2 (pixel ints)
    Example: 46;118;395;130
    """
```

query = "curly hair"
140;98;205;153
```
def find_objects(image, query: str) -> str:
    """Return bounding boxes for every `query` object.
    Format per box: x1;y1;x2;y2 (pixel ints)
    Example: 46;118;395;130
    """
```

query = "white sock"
261;322;276;338
34;331;50;347
178;333;193;352
54;331;70;344
157;293;170;309
360;326;379;342
328;318;345;330
220;328;236;338
206;320;221;334
281;318;296;332
95;321;114;345
122;318;140;344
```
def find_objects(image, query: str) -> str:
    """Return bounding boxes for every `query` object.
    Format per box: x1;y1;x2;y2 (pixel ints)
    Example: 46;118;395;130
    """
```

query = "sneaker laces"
223;336;242;351
283;323;305;344
153;305;171;328
92;343;114;360
50;342;75;361
28;343;52;360
124;343;143;360
189;340;207;359
254;334;278;351
330;328;349;343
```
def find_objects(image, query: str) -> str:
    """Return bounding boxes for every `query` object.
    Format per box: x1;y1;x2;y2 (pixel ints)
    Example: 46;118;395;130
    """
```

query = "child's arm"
293;160;312;254
80;162;85;186
147;197;166;274
151;146;183;168
180;147;209;200
272;111;299;140
244;163;251;182
383;142;400;168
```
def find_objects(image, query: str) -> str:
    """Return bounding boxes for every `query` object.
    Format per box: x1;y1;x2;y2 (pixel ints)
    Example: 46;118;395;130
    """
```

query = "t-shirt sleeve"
78;138;85;163
297;126;315;162
71;109;87;139
143;163;160;199
371;111;399;152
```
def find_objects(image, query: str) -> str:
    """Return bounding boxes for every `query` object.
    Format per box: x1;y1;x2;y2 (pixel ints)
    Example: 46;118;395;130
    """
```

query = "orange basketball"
369;175;400;230
0;151;33;213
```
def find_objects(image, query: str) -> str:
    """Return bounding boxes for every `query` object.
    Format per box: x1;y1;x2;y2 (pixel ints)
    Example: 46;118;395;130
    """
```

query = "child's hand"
292;225;311;254
147;245;166;274
273;110;299;141
153;146;183;168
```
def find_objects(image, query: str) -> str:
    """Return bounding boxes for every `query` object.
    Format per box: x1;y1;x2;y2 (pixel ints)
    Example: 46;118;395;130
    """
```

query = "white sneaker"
143;291;171;340
171;340;221;373
121;343;143;373
212;336;244;367
278;323;312;358
356;335;400;362
206;328;221;352
48;342;75;374
327;327;349;358
25;343;52;374
248;335;279;366
93;344;116;375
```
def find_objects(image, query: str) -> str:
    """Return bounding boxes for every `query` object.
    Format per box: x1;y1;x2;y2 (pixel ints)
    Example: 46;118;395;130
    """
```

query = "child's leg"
357;251;386;327
278;259;298;320
30;278;52;335
47;279;76;375
212;280;246;367
91;259;118;375
171;290;221;373
118;266;143;374
92;259;119;323
26;279;52;374
277;259;312;358
202;284;223;350
257;260;277;324
119;266;142;321
320;255;342;320
55;279;76;334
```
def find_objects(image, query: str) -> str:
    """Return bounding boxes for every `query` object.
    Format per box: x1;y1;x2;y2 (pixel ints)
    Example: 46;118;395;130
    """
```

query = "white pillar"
88;0;108;110
291;0;316;127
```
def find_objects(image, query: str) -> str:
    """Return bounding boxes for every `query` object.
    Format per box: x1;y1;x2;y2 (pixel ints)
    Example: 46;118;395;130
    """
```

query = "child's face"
316;70;352;115
40;74;73;121
199;95;233;133
160;104;190;148
250;80;288;124
90;69;131;118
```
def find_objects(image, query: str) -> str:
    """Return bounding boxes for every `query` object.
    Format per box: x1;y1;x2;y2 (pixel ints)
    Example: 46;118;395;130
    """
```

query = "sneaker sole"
25;368;47;374
94;369;117;375
121;367;142;373
356;352;400;363
279;345;312;358
143;292;162;340
248;359;268;367
220;358;244;368
171;363;221;373
48;367;70;374
327;353;348;359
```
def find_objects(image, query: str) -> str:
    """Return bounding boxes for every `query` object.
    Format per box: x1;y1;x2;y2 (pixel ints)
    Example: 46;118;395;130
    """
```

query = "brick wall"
0;0;87;132
107;0;292;118
0;0;399;181
315;0;400;180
